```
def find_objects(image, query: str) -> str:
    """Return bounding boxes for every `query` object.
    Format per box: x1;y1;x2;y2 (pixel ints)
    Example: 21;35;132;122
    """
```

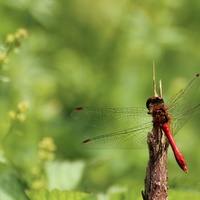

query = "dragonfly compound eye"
146;97;164;110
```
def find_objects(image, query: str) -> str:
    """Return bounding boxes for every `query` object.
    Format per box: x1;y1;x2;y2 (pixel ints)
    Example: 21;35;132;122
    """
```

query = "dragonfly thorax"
151;105;170;125
146;97;170;125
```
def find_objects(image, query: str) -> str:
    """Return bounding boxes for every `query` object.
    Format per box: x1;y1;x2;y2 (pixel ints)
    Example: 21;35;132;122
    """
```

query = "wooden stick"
153;62;158;97
142;65;169;200
142;126;169;200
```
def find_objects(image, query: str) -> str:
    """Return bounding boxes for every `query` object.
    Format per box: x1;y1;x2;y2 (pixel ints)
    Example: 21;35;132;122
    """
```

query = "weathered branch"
142;126;169;200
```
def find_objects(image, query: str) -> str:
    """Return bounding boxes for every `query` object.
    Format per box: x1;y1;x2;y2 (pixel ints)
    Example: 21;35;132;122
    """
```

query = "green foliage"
26;189;96;200
169;189;200;200
0;1;200;199
45;161;85;190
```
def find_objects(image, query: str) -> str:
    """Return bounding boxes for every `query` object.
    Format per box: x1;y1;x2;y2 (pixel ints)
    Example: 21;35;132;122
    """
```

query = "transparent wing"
72;107;152;149
80;122;152;149
167;74;200;135
71;107;151;132
170;104;200;135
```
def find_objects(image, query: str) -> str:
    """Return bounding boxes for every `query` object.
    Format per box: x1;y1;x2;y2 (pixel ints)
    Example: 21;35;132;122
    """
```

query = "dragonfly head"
146;97;164;112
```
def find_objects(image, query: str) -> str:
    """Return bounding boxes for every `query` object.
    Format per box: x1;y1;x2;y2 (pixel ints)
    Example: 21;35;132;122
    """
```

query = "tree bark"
142;126;169;200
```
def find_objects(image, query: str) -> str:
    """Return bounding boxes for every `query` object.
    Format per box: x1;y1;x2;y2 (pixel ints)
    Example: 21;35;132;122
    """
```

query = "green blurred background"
0;0;200;199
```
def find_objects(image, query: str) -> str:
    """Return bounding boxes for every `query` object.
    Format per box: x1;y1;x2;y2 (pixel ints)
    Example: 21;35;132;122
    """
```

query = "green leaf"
45;161;85;190
26;189;97;200
0;168;28;200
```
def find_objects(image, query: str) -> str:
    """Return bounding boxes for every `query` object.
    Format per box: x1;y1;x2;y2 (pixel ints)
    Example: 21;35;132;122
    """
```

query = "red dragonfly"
72;74;200;172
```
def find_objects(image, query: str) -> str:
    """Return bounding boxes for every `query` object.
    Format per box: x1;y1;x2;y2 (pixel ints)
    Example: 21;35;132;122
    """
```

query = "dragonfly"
72;74;200;172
